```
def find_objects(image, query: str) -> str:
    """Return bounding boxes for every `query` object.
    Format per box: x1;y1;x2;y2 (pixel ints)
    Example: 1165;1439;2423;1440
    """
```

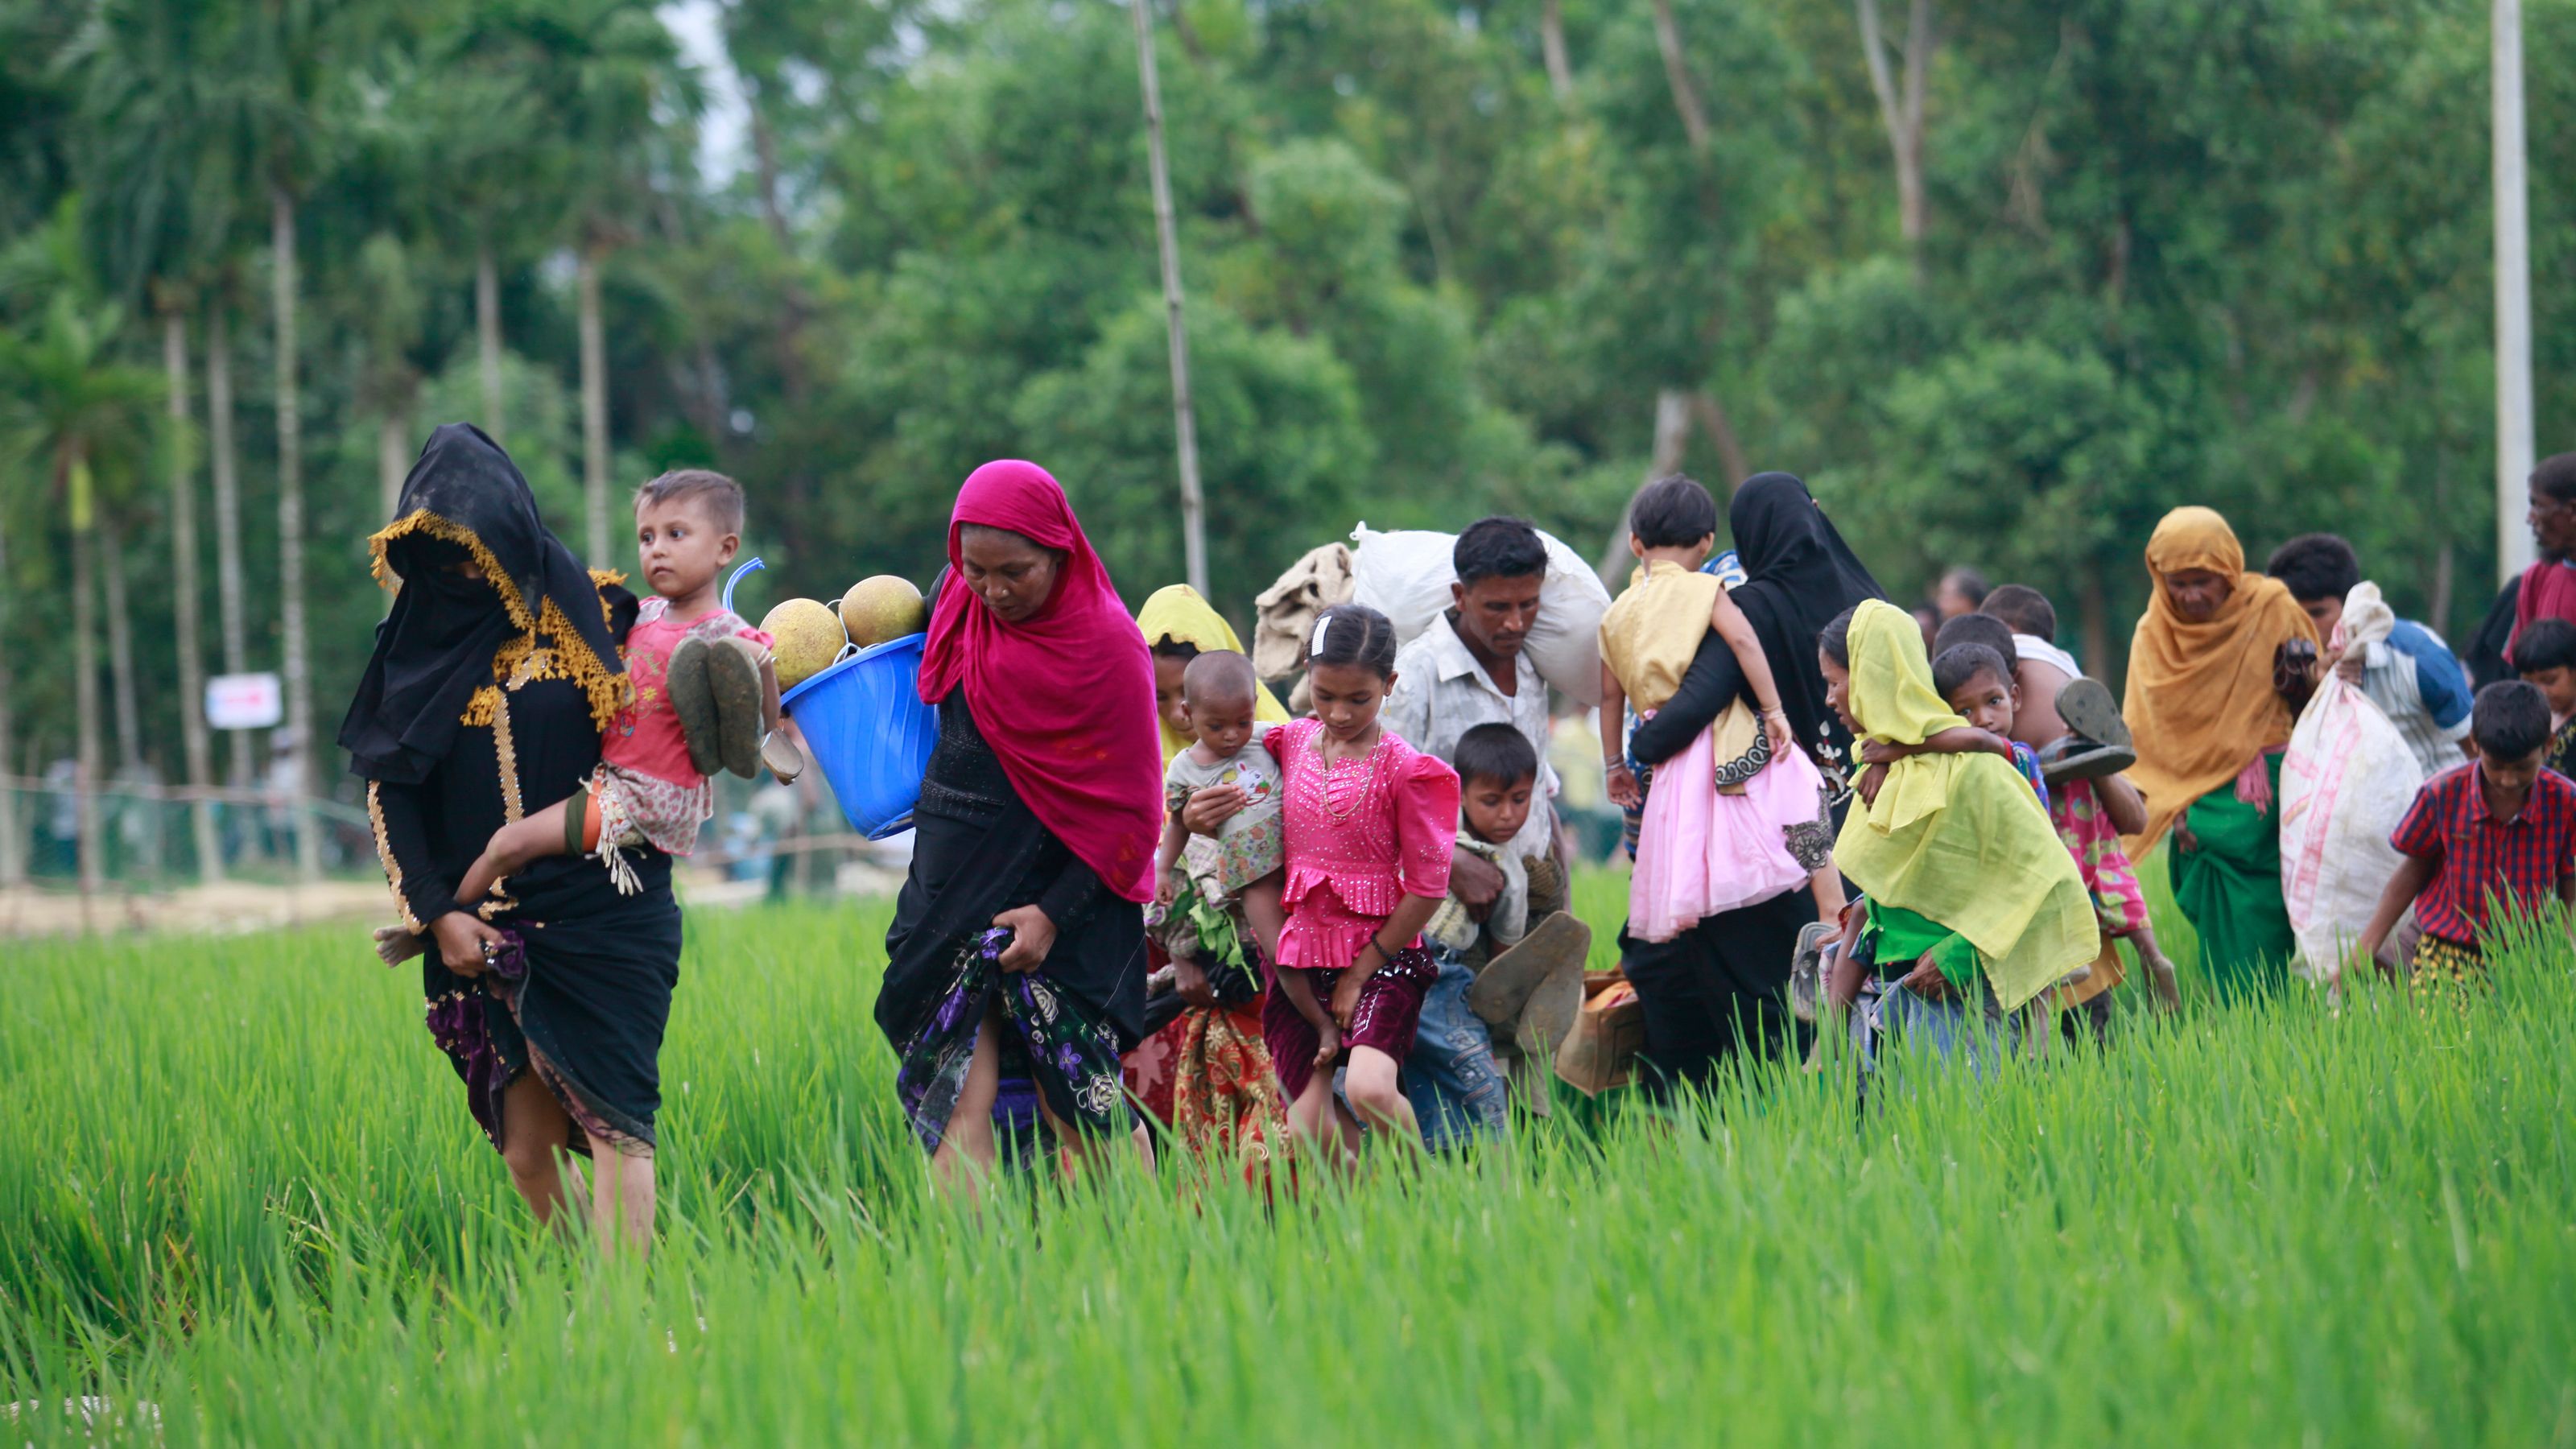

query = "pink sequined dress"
1260;717;1461;1099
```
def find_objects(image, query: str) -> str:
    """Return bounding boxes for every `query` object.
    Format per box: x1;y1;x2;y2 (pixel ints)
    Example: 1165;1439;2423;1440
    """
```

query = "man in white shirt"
1380;518;1559;1150
1382;518;1560;894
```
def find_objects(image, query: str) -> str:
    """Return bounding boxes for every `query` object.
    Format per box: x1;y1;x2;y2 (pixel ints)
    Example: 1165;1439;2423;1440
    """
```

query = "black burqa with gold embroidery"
347;423;678;1155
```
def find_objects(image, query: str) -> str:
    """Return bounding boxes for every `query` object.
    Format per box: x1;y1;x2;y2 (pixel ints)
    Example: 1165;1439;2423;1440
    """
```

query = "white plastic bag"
2279;583;2423;983
1348;523;1613;704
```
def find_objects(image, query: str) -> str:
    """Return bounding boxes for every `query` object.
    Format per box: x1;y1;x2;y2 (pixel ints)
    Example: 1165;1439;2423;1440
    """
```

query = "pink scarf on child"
918;460;1164;902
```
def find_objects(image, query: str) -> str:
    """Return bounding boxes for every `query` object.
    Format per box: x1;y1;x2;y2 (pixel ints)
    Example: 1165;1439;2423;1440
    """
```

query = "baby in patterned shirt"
1154;650;1288;969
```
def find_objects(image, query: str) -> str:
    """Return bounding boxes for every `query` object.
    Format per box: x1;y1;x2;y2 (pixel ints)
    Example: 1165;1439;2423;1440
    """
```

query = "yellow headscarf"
1135;584;1291;765
2120;506;2318;851
1833;600;2097;1009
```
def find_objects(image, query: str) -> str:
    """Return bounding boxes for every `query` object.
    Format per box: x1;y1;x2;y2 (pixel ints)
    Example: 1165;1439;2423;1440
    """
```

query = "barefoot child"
1979;584;2184;1014
1598;476;1839;944
2513;617;2576;778
1262;605;1458;1158
380;469;778;962
2359;680;2576;992
1933;643;2048;807
1154;650;1290;974
1420;723;1591;1125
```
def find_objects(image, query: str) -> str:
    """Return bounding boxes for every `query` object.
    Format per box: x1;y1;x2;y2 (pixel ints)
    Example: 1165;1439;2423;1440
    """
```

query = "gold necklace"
1314;727;1385;824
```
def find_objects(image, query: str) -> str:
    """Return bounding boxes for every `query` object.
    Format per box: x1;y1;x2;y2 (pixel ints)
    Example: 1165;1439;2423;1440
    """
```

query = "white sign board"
206;672;283;730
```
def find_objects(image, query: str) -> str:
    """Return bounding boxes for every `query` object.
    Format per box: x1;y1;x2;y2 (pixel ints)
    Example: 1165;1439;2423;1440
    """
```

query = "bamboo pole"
1130;0;1209;597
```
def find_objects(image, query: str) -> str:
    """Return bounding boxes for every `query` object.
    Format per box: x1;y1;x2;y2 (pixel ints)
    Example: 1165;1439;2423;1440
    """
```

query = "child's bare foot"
374;923;427;967
2140;948;2182;1011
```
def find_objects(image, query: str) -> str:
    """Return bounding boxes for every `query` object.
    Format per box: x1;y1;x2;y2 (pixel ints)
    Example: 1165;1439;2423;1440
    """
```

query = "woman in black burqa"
1620;472;1885;1092
345;423;677;1253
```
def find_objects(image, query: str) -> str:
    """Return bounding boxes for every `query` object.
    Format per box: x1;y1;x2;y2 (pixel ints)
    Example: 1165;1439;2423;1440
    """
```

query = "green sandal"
666;637;723;778
703;636;766;780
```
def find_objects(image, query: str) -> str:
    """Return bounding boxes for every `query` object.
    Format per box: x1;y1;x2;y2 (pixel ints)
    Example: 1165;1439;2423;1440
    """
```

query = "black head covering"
1728;472;1885;756
339;423;630;785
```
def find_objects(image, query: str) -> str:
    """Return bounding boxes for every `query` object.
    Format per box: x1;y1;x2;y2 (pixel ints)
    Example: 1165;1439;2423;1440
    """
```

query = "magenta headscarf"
917;460;1163;903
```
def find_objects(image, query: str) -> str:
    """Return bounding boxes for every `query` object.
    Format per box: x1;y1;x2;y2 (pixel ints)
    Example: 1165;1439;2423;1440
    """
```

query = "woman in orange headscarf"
2122;507;2319;995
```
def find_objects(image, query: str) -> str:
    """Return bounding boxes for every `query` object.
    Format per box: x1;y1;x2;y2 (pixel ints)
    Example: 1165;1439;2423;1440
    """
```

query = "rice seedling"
2;881;2567;1445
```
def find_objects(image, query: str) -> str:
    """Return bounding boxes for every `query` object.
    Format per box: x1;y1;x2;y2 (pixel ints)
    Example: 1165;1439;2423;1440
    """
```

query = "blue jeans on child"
1402;947;1511;1152
1852;973;2011;1115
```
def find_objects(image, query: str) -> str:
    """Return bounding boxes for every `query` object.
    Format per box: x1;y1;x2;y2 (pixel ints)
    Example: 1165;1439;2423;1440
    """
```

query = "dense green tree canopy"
2;0;2570;799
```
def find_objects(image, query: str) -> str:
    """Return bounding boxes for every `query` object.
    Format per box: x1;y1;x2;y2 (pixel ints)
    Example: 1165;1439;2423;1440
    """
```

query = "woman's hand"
1899;952;1952;1001
1179;784;1249;836
2174;816;2201;856
430;913;506;977
1857;762;1888;807
1154;865;1180;908
991;904;1059;972
1605;761;1642;811
1761;708;1796;760
1173;956;1218;1009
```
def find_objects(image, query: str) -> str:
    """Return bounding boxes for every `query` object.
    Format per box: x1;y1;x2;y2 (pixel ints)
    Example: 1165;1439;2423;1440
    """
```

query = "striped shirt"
2357;618;2475;780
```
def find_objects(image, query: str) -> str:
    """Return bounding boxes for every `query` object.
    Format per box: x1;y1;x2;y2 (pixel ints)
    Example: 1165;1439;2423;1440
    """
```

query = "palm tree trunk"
1130;0;1209;597
272;185;319;881
578;243;609;568
101;518;142;779
101;518;161;890
164;310;222;884
207;304;253;797
477;241;504;444
68;448;104;910
0;485;19;886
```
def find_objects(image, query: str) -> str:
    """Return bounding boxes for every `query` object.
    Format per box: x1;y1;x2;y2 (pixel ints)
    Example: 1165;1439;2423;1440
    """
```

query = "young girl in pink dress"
1260;604;1459;1158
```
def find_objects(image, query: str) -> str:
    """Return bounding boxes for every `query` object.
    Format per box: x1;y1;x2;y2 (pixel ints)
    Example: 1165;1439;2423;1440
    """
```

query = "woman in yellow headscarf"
2121;507;2318;996
1135;584;1291;766
1819;600;2097;1038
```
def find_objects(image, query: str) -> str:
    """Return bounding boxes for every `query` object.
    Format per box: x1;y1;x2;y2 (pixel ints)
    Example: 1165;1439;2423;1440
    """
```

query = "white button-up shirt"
1383;612;1558;862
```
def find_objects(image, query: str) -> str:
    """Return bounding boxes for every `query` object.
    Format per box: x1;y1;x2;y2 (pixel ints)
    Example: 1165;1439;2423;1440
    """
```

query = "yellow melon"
840;575;929;650
763;598;849;691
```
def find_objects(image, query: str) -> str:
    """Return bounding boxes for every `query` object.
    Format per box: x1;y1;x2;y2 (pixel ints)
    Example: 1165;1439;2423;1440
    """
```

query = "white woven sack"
2279;583;2423;982
1347;523;1612;704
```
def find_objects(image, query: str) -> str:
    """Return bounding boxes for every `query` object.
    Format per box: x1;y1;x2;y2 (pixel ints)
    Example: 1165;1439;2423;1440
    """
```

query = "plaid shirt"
2392;762;2576;947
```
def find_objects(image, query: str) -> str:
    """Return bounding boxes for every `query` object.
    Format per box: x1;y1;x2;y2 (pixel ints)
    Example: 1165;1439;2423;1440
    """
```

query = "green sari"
2170;751;2293;997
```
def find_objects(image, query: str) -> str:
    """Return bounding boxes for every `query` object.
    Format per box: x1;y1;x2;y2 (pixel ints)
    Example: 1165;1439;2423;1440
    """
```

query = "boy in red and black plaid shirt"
2359;680;2576;987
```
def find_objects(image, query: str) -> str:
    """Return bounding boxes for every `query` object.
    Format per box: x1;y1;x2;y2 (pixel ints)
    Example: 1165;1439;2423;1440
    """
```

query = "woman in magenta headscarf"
881;460;1165;1192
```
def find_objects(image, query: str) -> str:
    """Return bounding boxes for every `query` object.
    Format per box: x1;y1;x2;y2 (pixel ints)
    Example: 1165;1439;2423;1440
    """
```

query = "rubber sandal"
2054;677;2132;749
1789;919;1834;1023
2039;735;2139;784
705;636;766;780
761;729;805;783
666;637;723;778
1514;963;1586;1063
1467;910;1591;1028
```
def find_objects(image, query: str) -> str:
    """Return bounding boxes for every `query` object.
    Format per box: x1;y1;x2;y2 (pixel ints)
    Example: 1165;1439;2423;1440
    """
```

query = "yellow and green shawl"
1833;600;2096;1009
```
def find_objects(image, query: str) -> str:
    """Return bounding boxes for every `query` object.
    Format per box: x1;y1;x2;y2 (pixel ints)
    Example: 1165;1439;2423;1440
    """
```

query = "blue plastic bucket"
781;631;939;840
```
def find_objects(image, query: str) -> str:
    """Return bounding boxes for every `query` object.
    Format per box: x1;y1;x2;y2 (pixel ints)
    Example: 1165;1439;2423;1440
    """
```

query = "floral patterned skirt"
1171;1002;1288;1176
895;927;1134;1154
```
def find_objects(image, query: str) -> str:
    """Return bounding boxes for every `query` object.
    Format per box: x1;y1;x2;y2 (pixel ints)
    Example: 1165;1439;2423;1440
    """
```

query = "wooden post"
1131;0;1209;597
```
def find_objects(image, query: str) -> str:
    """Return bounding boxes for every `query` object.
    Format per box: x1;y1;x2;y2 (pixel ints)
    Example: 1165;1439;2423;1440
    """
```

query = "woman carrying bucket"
877;460;1163;1195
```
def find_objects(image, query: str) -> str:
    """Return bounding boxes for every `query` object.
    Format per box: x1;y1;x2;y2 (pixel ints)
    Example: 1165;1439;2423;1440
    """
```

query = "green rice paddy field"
4;867;2573;1446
